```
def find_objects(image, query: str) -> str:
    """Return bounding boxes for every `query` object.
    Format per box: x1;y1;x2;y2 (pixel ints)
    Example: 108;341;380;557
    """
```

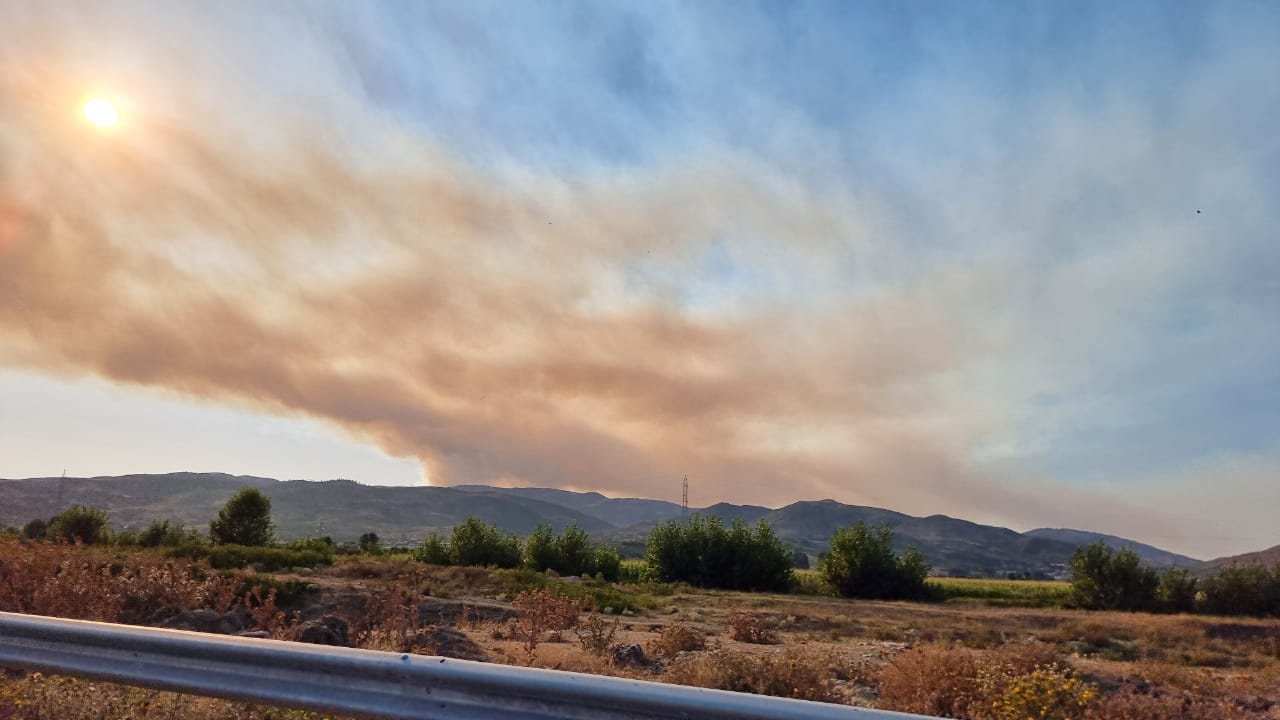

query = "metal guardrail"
0;611;930;720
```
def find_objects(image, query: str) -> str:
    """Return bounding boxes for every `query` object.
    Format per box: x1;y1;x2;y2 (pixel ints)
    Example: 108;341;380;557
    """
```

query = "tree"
645;515;794;592
1068;541;1158;611
448;517;522;568
554;523;596;577
818;521;930;600
594;545;622;582
412;532;451;565
47;505;111;545
138;519;187;548
524;524;559;572
1156;568;1198;614
210;487;275;546
21;518;48;541
358;532;383;554
1199;564;1280;617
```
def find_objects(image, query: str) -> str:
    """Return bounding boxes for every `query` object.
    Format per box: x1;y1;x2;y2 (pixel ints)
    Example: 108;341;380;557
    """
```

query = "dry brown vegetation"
3;542;1279;719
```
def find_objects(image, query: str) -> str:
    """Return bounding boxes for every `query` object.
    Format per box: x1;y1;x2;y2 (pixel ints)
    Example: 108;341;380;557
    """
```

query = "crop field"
2;541;1278;719
925;576;1073;608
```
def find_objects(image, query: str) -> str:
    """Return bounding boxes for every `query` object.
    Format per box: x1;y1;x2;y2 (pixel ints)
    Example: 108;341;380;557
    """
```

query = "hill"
1022;528;1194;568
1196;544;1280;575
0;472;1201;577
0;473;610;546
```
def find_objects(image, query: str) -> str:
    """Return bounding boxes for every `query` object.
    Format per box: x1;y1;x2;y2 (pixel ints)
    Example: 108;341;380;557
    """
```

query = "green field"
925;576;1071;608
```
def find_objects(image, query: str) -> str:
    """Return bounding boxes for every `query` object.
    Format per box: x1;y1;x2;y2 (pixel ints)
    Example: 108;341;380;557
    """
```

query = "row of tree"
13;488;276;548
1069;542;1280;617
411;518;623;581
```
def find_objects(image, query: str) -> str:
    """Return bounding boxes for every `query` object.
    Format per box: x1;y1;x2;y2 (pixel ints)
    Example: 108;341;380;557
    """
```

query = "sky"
1;1;1277;559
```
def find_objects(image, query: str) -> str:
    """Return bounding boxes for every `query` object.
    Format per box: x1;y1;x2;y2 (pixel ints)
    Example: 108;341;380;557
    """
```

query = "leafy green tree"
209;487;275;546
1156;567;1198;614
1200;564;1280;617
1068;541;1158;611
47;505;111;545
524;523;559;572
818;521;929;600
594;545;622;582
448;517;522;568
645;515;793;592
21;518;48;541
554;523;596;576
412;532;451;565
358;532;383;554
138;519;187;548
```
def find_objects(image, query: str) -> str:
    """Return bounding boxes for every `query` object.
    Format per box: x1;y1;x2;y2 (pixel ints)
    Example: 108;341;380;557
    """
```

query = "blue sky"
0;1;1277;557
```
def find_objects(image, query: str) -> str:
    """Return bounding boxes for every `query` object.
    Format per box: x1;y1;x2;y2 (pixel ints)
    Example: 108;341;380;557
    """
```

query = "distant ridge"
1196;544;1280;575
0;472;1203;577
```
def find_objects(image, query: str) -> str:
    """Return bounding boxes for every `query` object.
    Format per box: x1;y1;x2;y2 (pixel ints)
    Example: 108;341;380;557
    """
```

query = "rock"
611;643;647;666
159;607;251;635
296;616;350;646
415;626;488;661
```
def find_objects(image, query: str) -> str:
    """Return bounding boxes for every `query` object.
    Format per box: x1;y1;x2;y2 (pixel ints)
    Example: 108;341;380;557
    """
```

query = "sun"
82;97;119;127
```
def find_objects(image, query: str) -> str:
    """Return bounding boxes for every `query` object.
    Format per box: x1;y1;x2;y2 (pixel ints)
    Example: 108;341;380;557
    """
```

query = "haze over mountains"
0;472;1214;577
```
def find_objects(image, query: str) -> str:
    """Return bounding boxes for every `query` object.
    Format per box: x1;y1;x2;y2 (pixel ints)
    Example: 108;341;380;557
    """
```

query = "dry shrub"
880;643;1097;720
574;609;621;657
0;539;240;624
648;623;707;656
0;672;343;719
349;575;422;652
511;589;581;656
729;612;780;644
880;645;981;717
1083;689;1251;720
666;646;847;703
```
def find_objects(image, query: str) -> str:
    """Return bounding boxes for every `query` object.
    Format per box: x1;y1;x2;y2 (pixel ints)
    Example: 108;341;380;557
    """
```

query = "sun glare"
82;97;119;127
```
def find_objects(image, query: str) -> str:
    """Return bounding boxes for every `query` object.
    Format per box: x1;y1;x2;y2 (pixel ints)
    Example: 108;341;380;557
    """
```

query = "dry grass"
729;611;781;644
648;622;707;656
666;646;862;703
0;673;345;720
3;545;1279;719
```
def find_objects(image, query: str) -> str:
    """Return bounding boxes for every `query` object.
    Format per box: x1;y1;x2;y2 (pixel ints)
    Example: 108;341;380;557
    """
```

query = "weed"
648;623;707;656
729;612;780;644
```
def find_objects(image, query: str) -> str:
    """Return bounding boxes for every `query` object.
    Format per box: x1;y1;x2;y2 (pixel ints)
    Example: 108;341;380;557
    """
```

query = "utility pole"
682;475;688;515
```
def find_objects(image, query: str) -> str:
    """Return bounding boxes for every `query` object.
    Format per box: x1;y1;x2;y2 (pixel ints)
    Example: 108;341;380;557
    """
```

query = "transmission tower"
682;475;688;514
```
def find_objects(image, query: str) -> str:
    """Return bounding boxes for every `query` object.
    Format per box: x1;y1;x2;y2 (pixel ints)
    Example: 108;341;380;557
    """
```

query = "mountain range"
0;472;1230;578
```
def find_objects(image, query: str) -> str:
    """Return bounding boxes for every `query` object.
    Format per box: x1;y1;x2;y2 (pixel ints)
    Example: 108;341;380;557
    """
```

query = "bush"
648;623;707;656
412;532;451;565
511;588;582;655
817;521;929;600
451;517;522;568
644;515;794;592
167;543;333;571
358;532;383;554
522;523;621;579
410;518;522;569
137;519;190;548
1199;563;1280;617
879;644;1093;720
594;545;622;582
666;646;847;702
729;612;779;644
1068;542;1157;612
21;518;48;541
209;487;275;546
47;505;111;545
